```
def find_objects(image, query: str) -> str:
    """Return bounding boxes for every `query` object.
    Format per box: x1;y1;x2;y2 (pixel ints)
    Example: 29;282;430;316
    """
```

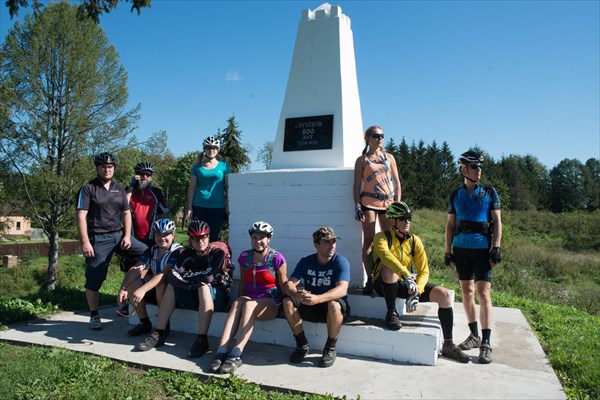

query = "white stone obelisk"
228;3;365;286
270;3;363;169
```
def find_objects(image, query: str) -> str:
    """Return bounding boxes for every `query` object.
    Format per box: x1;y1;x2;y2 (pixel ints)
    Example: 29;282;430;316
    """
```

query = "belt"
455;221;490;235
361;192;394;201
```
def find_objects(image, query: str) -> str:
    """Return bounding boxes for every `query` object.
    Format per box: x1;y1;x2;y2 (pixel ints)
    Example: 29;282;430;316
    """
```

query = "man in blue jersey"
445;150;503;364
282;226;350;368
76;152;147;330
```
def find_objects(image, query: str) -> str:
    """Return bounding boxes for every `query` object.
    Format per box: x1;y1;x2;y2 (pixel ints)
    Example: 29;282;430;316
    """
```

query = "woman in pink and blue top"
208;221;287;374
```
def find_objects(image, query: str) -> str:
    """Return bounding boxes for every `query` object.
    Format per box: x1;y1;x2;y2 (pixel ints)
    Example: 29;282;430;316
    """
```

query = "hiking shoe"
116;304;129;317
318;346;337;368
90;315;102;330
441;343;470;363
136;332;164;351
208;352;228;373
479;343;493;364
127;322;152;337
188;336;209;358
220;357;243;374
458;334;482;350
385;310;402;330
362;280;374;295
290;344;310;363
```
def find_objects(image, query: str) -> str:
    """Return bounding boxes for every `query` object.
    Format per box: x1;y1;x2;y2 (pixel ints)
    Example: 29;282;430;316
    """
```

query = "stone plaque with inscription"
283;115;334;152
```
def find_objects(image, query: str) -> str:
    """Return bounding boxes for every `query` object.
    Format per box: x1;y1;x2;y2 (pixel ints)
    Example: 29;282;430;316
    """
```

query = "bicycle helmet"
187;219;210;236
386;201;413;219
458;150;484;165
94;152;116;166
248;221;274;237
134;162;154;174
203;135;221;149
153;218;176;234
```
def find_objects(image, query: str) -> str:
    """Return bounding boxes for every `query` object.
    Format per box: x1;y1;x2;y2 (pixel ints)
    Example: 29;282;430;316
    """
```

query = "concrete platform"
0;302;566;399
132;292;441;365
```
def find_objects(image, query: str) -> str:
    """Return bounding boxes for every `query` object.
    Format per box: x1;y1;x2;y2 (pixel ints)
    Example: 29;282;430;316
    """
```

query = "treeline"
385;138;599;213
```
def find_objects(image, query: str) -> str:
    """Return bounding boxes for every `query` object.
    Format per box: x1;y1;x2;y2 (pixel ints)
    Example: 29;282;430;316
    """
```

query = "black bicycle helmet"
134;162;154;174
153;218;176;234
458;150;484;165
187;219;210;236
248;221;274;237
94;152;116;166
386;201;413;219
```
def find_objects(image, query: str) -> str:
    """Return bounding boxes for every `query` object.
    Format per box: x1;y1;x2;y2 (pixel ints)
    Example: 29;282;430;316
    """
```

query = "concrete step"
130;291;445;365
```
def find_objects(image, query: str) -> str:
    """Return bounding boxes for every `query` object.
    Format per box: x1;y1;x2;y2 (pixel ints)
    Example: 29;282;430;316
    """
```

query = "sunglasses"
370;133;384;140
469;163;484;170
190;235;209;242
397;216;412;222
139;172;152;177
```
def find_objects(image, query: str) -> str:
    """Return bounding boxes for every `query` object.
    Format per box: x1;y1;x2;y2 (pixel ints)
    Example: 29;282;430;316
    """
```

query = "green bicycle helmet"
386;201;413;219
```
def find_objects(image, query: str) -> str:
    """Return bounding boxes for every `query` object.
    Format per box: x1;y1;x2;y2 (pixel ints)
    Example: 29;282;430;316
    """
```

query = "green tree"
219;114;251;173
256;141;273;170
6;0;151;22
550;159;587;212
0;2;140;290
162;152;197;228
583;158;600;211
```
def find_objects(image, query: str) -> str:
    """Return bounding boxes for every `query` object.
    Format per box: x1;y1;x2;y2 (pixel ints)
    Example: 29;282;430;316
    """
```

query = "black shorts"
288;297;350;323
361;205;386;215
373;278;437;302
453;247;493;282
172;285;229;312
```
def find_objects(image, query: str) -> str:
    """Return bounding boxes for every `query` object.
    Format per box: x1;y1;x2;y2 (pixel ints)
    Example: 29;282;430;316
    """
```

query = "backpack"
368;230;415;283
243;249;278;286
209;241;235;288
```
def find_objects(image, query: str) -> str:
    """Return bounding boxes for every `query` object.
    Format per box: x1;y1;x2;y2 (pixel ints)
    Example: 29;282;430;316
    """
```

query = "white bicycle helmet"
203;136;221;149
248;221;274;237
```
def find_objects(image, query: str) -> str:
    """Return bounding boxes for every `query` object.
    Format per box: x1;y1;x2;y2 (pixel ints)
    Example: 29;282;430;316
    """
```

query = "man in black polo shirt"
76;152;147;330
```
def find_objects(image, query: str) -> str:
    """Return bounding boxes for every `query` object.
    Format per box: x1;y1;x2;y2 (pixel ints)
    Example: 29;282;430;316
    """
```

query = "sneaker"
479;343;493;364
208;353;228;373
220;357;243;374
90;315;102;330
362;280;374;295
127;322;152;337
116;304;129;317
441;343;470;363
290;344;310;363
136;332;164;351
318;346;337;368
458;333;482;350
188;336;209;358
385;310;402;330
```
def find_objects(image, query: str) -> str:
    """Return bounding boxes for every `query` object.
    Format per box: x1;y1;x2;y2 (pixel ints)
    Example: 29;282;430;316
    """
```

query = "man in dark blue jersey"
445;150;503;364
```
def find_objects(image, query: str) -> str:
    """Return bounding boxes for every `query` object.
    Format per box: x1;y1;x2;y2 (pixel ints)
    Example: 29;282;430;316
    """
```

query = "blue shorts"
172;285;229;312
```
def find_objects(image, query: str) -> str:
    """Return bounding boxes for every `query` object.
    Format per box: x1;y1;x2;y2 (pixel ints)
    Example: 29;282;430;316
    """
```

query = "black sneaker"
136;332;164;351
127;322;152;337
318;346;336;368
479;343;493;364
116;305;129;317
220;357;243;374
441;343;470;363
188;336;209;358
290;344;310;363
208;352;228;373
458;333;482;350
385;310;402;330
362;280;374;295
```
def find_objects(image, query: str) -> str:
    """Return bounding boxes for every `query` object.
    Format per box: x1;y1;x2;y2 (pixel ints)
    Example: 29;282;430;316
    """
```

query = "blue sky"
1;1;599;169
